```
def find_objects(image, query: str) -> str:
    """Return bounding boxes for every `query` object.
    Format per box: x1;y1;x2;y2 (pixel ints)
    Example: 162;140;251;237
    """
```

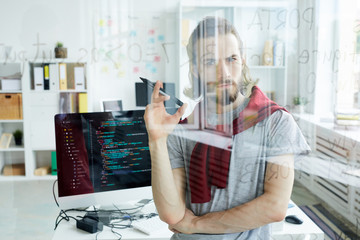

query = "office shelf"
0;147;25;152
0;60;90;181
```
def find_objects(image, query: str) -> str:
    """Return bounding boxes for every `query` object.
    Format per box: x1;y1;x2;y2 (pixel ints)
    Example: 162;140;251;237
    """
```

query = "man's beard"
216;81;241;106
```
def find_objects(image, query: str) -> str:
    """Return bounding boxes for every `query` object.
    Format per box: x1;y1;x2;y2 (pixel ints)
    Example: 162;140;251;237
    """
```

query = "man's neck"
216;94;246;114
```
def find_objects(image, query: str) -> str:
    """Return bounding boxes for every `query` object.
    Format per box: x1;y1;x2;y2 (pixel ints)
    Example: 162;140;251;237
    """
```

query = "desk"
272;201;324;239
52;202;172;240
52;201;323;240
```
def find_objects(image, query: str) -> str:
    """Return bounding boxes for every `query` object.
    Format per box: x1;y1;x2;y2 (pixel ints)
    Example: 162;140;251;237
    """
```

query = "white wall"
90;0;179;111
1;0;308;112
0;0;180;111
0;0;91;61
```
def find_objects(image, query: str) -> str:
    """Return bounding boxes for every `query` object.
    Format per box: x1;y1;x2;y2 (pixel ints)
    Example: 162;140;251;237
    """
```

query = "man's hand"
144;81;187;142
168;208;197;234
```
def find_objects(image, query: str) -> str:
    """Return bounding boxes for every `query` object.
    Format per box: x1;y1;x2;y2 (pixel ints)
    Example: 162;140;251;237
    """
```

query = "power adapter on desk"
76;218;103;233
85;211;113;225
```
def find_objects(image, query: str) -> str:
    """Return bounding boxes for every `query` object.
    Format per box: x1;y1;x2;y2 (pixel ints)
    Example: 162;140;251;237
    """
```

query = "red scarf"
189;86;288;203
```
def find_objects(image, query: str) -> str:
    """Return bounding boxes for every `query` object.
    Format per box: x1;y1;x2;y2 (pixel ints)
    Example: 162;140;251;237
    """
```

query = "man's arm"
170;154;294;234
144;81;187;225
149;138;186;225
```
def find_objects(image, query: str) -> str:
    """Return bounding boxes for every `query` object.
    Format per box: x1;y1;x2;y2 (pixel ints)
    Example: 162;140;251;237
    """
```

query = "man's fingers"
152;95;170;104
151;81;162;101
174;103;188;119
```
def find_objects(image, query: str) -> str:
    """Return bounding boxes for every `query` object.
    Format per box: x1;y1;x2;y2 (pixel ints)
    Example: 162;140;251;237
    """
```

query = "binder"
74;66;85;90
43;63;50;90
78;93;88;113
34;67;44;90
49;63;59;90
66;63;75;90
70;93;76;113
59;63;67;90
51;151;57;175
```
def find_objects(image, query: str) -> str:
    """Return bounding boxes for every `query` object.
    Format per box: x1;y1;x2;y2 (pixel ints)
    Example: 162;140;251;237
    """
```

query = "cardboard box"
0;93;23;119
3;163;25;176
1;79;21;90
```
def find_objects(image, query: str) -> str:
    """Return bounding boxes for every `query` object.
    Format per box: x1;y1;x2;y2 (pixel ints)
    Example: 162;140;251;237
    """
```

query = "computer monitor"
135;82;175;108
54;110;152;210
101;99;123;112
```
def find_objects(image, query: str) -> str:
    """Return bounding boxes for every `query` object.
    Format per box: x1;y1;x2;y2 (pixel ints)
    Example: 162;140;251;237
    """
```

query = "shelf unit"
178;0;289;107
0;63;26;180
0;59;90;181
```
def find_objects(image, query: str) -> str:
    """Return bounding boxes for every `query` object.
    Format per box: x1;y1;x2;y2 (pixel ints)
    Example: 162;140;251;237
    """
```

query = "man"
144;17;309;239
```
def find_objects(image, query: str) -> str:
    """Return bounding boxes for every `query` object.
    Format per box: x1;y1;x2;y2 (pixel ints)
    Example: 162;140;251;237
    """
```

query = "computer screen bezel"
54;110;153;210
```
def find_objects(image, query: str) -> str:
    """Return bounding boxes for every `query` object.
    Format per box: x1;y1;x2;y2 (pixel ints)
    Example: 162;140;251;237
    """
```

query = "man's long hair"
184;16;254;99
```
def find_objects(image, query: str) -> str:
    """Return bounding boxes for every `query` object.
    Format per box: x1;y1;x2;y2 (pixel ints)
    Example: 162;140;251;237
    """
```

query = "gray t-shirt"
166;105;310;240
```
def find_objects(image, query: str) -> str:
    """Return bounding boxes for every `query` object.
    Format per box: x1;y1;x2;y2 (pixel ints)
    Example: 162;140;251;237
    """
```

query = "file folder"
43;63;50;90
59;63;67;90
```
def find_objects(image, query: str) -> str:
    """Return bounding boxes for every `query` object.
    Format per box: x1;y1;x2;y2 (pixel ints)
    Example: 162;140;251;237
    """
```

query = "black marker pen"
139;77;183;107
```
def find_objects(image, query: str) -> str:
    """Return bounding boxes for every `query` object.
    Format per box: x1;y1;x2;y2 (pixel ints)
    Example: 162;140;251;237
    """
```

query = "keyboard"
132;216;168;235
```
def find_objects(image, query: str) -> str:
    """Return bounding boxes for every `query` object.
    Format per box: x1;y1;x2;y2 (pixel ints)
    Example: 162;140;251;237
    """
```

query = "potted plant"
13;129;23;146
54;41;67;58
293;96;308;113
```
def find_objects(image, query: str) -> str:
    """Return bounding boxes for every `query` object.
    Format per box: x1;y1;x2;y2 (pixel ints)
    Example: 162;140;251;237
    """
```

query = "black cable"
52;179;59;208
95;226;123;240
53;198;156;232
54;209;78;230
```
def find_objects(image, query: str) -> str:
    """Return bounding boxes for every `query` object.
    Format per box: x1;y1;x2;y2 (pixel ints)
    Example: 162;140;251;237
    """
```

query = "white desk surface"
272;201;324;240
52;201;324;240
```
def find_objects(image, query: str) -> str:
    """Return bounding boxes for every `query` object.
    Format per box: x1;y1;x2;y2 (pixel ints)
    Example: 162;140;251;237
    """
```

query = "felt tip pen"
139;77;183;107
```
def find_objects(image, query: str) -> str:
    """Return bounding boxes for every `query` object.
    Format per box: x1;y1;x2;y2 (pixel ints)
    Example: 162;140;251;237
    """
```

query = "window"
336;0;360;111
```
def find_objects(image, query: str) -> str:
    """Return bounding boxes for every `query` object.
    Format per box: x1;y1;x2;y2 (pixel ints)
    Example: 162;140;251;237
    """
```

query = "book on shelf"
0;133;12;149
335;109;360;126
